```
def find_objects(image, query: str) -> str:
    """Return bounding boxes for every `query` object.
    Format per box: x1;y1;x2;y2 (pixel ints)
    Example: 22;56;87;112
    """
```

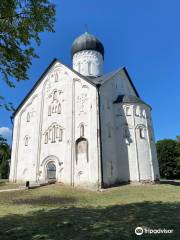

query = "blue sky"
0;0;180;143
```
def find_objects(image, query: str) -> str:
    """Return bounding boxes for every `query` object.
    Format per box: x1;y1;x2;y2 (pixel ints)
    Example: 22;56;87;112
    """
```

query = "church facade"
9;32;160;189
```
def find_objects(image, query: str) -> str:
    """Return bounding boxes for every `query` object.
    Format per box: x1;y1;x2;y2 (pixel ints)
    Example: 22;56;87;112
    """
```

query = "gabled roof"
113;94;151;109
90;68;121;85
13;58;140;117
90;67;139;97
13;58;97;116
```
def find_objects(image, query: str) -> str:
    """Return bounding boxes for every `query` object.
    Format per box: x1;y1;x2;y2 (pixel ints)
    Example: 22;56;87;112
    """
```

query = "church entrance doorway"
46;162;56;180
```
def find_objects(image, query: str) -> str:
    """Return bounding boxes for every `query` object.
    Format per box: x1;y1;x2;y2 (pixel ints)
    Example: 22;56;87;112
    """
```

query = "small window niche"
59;128;63;142
57;103;61;114
80;124;85;137
27;112;30;122
141;109;146;118
76;137;88;164
51;125;56;143
135;106;140;116
24;135;30;146
55;73;58;82
88;61;92;75
48;106;51;116
139;128;145;139
125;106;131;116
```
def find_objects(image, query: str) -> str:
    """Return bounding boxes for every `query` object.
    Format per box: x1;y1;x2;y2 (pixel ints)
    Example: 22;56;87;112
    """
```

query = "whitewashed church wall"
99;96;118;186
99;71;159;185
38;66;72;184
10;60;100;188
73;78;100;188
133;105;152;181
9;80;43;182
113;104;139;182
99;72;138;186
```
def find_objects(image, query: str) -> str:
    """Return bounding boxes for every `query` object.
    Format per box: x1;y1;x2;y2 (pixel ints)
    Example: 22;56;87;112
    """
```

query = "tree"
0;135;11;179
0;0;56;111
156;139;180;179
176;135;180;142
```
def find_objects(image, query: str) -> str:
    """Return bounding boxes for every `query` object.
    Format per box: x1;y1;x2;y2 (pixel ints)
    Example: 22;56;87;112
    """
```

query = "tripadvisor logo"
135;226;174;235
135;227;143;235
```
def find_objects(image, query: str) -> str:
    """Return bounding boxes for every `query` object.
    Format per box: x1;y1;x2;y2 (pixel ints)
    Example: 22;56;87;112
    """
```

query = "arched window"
59;128;63;141
24;135;30;146
88;61;92;75
135;106;140;116
52;105;55;113
125;107;131;116
52;125;56;143
142;109;146;118
55;73;58;82
80;124;84;137
56;126;59;138
139;128;145;139
27;112;30;122
48;105;51;116
44;124;63;144
57;103;61;114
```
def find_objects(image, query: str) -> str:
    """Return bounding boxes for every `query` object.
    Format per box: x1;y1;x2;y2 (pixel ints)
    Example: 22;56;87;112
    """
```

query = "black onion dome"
71;32;104;58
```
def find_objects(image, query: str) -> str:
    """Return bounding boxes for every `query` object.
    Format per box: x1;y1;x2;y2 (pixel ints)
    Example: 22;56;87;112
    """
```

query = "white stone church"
9;32;160;189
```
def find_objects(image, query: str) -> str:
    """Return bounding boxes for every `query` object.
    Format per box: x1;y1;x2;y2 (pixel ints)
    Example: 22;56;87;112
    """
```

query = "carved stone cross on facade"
77;93;88;114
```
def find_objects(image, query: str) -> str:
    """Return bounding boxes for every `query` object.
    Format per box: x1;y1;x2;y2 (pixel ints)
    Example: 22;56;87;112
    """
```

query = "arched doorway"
46;162;56;180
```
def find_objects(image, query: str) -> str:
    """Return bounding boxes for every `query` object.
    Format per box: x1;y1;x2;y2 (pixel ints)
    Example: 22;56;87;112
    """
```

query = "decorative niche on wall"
136;124;146;139
76;93;88;115
48;89;63;116
27;112;30;122
44;122;64;144
24;135;30;146
76;137;88;164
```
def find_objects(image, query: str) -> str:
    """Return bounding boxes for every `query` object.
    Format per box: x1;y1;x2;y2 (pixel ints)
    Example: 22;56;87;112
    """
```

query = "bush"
156;138;180;179
0;135;10;179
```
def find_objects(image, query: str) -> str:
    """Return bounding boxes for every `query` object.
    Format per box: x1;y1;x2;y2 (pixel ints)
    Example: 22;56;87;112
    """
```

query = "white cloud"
0;127;12;138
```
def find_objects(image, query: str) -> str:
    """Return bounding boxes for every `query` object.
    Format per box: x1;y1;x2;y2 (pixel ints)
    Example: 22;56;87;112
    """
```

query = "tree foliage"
0;135;11;179
0;0;56;111
156;138;180;179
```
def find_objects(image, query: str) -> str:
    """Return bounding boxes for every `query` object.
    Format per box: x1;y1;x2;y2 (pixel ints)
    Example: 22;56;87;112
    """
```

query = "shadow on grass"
0;201;179;240
13;196;76;206
160;180;180;186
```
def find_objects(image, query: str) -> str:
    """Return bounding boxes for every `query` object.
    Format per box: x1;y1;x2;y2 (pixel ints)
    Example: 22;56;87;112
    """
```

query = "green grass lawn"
0;182;19;190
0;183;179;240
